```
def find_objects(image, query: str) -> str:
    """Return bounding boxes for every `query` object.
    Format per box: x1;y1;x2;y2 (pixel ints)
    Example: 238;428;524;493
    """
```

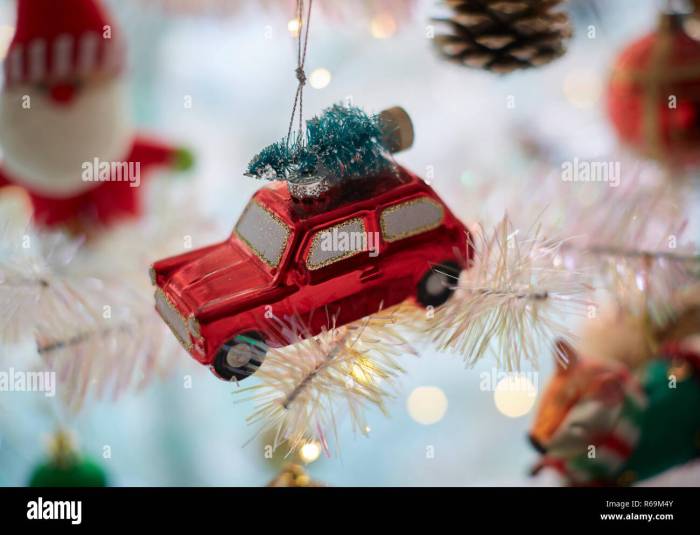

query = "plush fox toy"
530;339;700;486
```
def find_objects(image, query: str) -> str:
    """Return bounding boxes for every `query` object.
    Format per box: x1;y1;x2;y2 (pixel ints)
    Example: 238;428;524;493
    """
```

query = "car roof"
251;167;433;229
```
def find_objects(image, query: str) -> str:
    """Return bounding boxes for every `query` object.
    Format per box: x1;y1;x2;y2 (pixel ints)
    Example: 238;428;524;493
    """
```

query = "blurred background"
0;0;693;486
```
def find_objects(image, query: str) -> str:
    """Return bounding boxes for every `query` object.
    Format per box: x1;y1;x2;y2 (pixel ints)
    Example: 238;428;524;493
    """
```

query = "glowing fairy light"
563;69;602;109
350;356;380;386
407;386;448;425
309;68;331;89
493;374;537;418
299;441;321;464
287;18;301;37
370;13;397;39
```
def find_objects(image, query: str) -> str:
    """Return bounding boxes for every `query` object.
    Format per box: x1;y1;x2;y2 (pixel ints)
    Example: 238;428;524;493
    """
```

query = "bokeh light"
299;441;321;464
370;13;397;39
407;386;448;425
287;18;301;37
563;69;602;109
351;357;378;386
493;374;537;418
309;67;332;89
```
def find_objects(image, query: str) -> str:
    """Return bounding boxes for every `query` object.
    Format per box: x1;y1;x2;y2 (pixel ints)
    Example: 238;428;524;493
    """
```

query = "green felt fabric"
622;359;700;481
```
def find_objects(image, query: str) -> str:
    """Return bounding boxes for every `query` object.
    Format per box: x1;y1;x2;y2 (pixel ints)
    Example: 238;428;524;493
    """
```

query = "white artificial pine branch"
237;304;416;454
0;185;215;410
561;185;699;329
429;216;591;370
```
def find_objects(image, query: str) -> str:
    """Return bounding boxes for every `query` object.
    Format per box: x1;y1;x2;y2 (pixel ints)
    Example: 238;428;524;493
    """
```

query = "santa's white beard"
0;78;134;197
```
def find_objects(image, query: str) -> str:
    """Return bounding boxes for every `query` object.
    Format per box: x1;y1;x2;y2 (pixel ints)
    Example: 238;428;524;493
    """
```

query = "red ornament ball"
607;14;700;166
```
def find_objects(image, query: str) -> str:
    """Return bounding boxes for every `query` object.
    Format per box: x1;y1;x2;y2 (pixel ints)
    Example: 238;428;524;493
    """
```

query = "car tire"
416;260;460;308
213;331;268;381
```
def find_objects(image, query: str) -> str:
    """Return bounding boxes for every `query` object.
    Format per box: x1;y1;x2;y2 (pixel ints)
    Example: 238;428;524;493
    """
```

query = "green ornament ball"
28;457;108;488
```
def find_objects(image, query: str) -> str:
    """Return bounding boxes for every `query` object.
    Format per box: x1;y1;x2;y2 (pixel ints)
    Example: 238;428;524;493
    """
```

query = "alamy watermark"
0;368;56;397
27;498;81;525
320;229;380;258
82;158;141;188
480;369;539;395
561;158;620;188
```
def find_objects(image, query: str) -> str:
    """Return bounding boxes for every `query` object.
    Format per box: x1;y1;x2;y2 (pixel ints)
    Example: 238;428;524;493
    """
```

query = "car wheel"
416;260;460;308
213;331;268;381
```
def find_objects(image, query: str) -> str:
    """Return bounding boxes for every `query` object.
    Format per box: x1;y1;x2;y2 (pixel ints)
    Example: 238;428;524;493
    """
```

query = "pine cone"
433;0;573;73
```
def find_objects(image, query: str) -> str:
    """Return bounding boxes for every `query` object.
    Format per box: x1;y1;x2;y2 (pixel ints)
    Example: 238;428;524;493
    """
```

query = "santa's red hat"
3;0;125;87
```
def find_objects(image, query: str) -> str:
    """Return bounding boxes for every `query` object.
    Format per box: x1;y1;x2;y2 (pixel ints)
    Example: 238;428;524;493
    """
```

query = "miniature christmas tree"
245;104;405;185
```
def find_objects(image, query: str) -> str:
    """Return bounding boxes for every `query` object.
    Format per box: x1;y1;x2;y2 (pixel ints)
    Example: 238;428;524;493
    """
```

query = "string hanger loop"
286;0;313;146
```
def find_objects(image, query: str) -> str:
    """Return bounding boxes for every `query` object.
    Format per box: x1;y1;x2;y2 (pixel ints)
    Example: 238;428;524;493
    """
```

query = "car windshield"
235;201;291;268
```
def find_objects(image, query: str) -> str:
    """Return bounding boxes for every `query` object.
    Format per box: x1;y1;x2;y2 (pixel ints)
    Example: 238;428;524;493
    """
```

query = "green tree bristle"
245;104;394;184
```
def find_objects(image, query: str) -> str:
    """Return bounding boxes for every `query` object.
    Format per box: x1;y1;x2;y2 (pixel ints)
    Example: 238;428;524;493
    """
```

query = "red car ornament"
151;168;471;381
152;105;471;381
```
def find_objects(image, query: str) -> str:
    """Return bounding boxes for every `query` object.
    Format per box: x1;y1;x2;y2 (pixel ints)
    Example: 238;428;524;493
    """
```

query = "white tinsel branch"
237;304;415;454
560;183;699;330
35;286;177;411
429;216;591;370
0;220;180;410
0;181;215;410
0;220;84;345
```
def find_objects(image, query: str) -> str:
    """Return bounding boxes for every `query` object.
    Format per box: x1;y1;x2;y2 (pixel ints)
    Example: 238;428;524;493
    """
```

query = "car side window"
235;201;291;268
380;197;444;242
306;218;368;271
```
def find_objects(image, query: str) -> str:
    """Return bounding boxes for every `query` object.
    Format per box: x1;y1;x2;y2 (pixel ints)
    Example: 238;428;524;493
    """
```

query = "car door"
295;214;384;332
377;195;447;296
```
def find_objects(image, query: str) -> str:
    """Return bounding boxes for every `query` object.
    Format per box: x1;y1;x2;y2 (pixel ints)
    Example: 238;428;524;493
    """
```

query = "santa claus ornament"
607;11;700;167
0;0;193;232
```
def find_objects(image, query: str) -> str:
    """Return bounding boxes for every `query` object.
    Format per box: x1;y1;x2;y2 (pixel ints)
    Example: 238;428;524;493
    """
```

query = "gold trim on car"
188;315;201;339
380;197;444;243
235;200;291;268
306;217;368;271
155;287;193;351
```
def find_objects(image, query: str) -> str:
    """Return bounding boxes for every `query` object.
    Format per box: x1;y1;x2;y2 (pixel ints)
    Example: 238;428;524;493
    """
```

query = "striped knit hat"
3;0;125;88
